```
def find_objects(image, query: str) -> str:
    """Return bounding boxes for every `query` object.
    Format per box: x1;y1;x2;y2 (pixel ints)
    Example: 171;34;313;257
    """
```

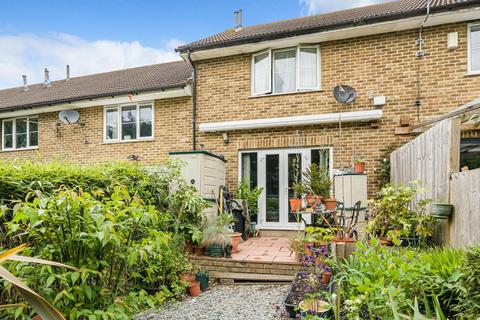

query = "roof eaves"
177;2;477;53
0;83;188;113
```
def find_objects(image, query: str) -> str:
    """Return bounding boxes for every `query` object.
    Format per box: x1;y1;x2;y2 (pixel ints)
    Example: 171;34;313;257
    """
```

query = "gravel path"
135;284;289;320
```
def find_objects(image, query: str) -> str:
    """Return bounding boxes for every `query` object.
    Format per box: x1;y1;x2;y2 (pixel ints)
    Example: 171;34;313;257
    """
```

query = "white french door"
239;147;332;230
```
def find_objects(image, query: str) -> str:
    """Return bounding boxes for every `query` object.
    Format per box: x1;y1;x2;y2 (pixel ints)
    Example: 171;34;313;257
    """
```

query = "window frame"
1;116;39;152
103;102;154;143
251;45;321;96
251;50;272;95
468;22;480;75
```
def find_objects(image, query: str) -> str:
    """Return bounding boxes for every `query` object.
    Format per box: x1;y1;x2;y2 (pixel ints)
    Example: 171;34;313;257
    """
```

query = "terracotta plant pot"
305;194;321;207
332;237;355;243
192;245;206;256
188;281;201;297
229;232;242;253
181;273;196;283
304;243;314;256
289;198;302;212
32;316;42;320
321;271;332;285
354;162;366;173
323;198;337;210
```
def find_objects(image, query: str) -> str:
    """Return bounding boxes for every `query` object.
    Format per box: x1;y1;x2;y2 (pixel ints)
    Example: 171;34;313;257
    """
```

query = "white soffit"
199;109;383;132
0;85;192;119
183;8;480;61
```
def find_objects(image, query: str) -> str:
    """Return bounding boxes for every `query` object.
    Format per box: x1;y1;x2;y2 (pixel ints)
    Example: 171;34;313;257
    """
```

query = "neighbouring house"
0;61;193;164
1;0;480;233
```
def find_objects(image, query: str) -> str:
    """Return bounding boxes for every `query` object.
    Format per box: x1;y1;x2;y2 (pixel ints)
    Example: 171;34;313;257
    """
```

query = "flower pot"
321;271;331;285
332;237;355;243
192;245;206;256
305;194;321;207
289;198;302;212
195;272;209;291
431;203;453;219
32;317;42;320
353;162;366;174
188;281;201;297
180;273;196;283
206;244;224;257
304;243;314;256
299;299;331;319
323;198;337;210
228;232;242;253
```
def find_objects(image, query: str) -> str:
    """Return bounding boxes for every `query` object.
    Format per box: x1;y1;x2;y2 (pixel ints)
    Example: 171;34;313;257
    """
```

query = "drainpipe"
187;50;197;151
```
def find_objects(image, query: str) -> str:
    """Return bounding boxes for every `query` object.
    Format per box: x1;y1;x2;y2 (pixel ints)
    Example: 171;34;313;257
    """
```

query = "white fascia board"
183;8;480;61
199;109;383;132
0;85;192;119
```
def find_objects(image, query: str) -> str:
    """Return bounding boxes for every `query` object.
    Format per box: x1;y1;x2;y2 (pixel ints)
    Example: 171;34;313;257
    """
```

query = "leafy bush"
0;160;208;319
335;241;465;319
453;247;480;319
2;187;188;319
236;180;263;220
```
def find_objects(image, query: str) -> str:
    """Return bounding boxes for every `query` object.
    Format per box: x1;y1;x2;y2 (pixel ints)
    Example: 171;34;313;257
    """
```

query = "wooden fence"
390;118;460;205
449;169;480;248
389;118;476;246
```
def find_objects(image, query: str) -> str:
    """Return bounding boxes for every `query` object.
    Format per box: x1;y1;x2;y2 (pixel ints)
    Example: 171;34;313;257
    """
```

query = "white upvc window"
2;116;38;151
251;45;320;95
468;23;480;74
104;103;154;142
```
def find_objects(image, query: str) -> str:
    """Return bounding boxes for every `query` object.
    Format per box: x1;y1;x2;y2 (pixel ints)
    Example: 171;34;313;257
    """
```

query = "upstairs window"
469;24;480;73
2;116;38;151
252;45;320;95
104;103;153;142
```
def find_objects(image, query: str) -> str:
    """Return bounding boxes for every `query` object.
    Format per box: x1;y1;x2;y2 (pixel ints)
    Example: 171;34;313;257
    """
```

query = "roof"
0;60;192;112
177;0;480;53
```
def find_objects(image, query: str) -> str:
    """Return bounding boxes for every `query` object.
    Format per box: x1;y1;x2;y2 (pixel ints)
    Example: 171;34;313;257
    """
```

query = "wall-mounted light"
222;132;229;144
127;154;140;161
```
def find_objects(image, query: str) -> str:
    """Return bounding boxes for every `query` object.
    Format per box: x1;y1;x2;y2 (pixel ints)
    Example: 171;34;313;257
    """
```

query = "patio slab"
235;237;297;263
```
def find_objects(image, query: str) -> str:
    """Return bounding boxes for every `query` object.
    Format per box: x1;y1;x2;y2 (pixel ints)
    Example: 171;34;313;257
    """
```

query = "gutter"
177;2;480;53
187;50;197;151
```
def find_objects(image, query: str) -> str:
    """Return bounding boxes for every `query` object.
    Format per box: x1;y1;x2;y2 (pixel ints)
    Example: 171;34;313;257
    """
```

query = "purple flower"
306;244;313;250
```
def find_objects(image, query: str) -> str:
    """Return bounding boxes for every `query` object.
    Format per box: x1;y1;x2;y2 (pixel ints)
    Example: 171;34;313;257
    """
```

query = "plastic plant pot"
290;198;302;212
195;271;209;291
431;203;453;219
207;244;224;257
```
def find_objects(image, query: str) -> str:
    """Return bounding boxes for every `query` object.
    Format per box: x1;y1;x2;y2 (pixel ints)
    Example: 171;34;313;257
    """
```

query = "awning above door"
199;109;383;132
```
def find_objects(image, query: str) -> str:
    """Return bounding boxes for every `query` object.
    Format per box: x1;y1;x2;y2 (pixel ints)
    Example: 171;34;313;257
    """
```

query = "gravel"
135;284;290;320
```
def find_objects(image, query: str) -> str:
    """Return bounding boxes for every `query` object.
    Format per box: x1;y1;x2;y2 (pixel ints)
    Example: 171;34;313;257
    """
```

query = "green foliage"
453;247;480;319
304;227;335;244
0;160;207;319
366;181;435;244
236;180;263;216
302;164;331;198
335;240;465;319
2;187;188;319
375;144;398;189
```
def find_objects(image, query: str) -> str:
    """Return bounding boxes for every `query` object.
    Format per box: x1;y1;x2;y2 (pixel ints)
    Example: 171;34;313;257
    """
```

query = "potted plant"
290;182;305;212
298;298;331;319
320;266;332;285
191;227;206;256
236;180;263;225
201;225;231;257
353;157;366;174
303;164;331;207
195;270;209;291
284;272;327;318
366;181;436;247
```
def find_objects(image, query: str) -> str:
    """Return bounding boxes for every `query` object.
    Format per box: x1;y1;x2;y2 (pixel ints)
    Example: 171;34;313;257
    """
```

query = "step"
211;271;293;282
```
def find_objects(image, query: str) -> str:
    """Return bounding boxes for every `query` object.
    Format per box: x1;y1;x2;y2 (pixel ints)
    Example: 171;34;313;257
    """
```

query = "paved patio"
231;237;297;263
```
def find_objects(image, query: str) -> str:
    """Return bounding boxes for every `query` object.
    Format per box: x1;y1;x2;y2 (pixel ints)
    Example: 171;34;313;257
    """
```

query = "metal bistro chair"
342;201;362;240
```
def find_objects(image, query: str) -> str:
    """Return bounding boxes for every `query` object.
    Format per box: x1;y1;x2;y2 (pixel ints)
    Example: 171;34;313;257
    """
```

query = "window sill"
102;138;155;145
249;89;323;99
1;146;39;152
466;71;480;76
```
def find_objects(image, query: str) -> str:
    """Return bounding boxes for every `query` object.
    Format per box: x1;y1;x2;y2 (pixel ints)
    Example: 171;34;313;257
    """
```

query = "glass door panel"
265;154;280;223
287;152;302;223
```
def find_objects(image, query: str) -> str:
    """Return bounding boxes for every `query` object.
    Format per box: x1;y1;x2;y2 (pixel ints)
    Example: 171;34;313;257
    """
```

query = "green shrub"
453;247;480;319
2;187;188;319
336;241;465;319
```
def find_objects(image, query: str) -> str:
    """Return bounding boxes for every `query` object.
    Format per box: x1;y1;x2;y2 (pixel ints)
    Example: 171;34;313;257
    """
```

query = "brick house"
1;0;480;231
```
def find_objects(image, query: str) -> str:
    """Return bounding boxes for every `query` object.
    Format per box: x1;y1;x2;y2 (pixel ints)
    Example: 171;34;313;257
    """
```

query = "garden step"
211;272;293;282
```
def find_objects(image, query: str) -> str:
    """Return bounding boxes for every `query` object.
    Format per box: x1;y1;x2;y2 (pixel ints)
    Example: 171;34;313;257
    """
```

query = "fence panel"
450;169;480;248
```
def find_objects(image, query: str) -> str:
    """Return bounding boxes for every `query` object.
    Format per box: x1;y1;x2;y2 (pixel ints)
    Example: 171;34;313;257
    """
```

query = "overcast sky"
0;0;390;89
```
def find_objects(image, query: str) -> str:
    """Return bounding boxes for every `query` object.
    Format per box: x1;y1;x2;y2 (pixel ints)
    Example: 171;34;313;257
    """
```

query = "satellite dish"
59;110;80;124
333;85;357;104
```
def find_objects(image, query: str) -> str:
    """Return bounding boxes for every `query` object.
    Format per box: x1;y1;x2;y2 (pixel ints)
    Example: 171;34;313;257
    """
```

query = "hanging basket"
431;203;453;219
